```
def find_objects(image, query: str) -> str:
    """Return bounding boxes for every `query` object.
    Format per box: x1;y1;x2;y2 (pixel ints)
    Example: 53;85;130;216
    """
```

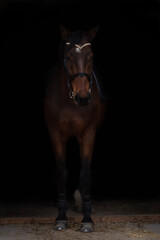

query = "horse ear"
60;24;71;40
87;25;99;41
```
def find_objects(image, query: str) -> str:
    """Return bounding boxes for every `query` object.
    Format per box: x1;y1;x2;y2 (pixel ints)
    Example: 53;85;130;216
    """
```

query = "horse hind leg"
73;189;82;212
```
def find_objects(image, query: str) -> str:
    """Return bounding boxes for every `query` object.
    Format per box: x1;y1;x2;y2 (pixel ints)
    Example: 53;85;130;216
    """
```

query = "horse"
44;24;106;232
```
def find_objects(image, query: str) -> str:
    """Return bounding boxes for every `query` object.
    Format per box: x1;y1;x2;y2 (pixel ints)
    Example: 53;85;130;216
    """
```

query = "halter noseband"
64;42;92;99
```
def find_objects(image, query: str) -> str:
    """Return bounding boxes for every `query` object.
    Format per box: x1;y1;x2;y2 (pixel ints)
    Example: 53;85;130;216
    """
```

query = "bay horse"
44;25;106;232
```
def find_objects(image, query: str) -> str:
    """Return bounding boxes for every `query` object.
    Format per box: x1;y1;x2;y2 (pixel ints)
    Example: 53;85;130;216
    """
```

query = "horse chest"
58;108;96;136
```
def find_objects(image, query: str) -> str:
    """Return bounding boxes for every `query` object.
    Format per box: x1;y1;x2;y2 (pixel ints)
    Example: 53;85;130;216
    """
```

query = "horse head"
60;25;99;106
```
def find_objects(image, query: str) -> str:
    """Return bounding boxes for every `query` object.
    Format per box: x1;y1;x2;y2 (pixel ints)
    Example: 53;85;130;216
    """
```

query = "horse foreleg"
50;131;68;230
78;130;95;232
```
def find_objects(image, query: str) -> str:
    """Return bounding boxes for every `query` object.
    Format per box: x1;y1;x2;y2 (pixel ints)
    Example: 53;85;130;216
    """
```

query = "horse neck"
58;64;69;95
60;64;68;88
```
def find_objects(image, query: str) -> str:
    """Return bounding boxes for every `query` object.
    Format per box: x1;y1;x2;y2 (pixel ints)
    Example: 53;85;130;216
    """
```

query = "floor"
0;199;160;240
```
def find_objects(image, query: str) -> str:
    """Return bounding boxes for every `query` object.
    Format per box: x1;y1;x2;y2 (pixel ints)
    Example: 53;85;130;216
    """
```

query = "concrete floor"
0;199;160;240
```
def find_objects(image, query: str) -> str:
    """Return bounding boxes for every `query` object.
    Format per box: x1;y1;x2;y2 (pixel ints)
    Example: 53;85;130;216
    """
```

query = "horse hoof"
80;222;94;233
55;221;68;231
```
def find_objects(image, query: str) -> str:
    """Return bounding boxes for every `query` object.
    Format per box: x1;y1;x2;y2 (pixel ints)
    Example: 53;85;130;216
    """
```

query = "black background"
0;0;160;203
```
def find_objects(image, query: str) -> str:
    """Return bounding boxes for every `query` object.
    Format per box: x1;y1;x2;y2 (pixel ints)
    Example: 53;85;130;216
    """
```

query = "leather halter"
64;42;92;99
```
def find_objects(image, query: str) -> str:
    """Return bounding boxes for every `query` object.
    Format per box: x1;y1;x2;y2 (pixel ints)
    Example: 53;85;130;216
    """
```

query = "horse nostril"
74;94;81;104
74;93;90;106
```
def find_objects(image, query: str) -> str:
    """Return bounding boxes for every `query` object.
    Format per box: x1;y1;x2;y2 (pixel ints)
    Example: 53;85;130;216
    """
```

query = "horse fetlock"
57;199;68;210
82;203;92;214
82;195;92;213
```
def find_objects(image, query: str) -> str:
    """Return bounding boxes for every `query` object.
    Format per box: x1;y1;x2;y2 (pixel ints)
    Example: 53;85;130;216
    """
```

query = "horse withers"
44;25;106;232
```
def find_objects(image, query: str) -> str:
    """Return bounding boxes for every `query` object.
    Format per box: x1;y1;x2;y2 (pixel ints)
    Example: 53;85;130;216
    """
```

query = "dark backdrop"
0;0;160;202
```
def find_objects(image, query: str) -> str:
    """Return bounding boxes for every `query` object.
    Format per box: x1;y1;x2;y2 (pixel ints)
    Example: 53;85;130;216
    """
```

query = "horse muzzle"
74;92;91;106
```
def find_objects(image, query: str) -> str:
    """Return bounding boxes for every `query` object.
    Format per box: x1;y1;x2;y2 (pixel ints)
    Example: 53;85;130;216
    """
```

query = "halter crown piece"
65;42;91;53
